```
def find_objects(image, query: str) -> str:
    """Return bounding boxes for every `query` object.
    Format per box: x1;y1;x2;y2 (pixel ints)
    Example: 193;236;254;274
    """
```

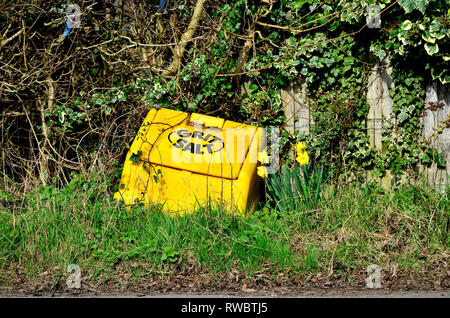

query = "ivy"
398;0;431;14
129;150;142;164
56;0;448;181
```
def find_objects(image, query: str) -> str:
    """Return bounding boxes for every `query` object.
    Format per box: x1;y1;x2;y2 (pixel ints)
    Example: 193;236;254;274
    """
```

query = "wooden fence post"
422;81;449;190
282;78;310;133
366;56;395;190
281;79;310;159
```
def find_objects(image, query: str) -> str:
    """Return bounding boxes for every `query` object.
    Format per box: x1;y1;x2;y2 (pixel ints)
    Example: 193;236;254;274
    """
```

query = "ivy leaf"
421;31;436;44
58;111;65;124
441;74;450;84
436;155;446;168
294;0;312;8
431;31;446;40
129;150;142;163
421;149;446;168
398;0;430;13
370;42;386;61
430;66;445;80
401;20;413;31
429;19;441;33
404;78;413;86
424;43;439;55
398;0;415;13
397;30;409;45
249;83;259;91
416;0;430;14
398;111;408;123
102;105;112;115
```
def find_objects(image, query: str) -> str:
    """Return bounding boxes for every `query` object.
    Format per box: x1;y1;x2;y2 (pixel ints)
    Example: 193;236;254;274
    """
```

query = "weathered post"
281;78;310;136
366;56;394;190
421;81;449;190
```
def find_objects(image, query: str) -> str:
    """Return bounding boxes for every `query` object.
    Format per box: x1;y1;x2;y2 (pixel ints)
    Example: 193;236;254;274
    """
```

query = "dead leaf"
242;284;256;293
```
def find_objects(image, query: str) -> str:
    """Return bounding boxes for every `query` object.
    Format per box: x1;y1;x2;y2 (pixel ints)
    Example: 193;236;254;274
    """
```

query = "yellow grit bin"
114;108;266;215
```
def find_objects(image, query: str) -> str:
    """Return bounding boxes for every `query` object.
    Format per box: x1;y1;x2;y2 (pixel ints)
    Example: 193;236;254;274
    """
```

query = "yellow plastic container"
114;108;265;215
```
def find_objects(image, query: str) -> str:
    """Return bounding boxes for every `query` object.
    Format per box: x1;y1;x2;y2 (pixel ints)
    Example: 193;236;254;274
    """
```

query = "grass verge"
0;174;448;291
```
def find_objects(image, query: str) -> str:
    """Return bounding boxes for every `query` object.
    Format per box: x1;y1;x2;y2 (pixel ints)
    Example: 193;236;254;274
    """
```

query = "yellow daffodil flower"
296;151;309;166
257;166;268;178
296;142;306;154
257;150;270;165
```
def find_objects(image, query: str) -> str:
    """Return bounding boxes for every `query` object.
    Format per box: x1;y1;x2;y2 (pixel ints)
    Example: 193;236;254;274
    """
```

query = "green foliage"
2;0;447;193
129;150;143;163
383;67;425;175
105;0;446;182
421;148;447;167
398;0;431;14
161;246;180;263
266;162;327;213
1;173;448;285
392;1;449;83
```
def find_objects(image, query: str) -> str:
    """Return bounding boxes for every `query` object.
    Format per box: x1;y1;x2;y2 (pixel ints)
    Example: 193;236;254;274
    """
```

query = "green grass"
0;173;448;288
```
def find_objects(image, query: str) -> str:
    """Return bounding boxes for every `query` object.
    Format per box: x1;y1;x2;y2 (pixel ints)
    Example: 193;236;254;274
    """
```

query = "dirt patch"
1;266;449;297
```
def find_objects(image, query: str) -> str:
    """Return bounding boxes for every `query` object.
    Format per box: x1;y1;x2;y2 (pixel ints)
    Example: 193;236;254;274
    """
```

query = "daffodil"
257;166;268;178
295;141;309;166
296;151;309;166
257;150;269;165
296;142;306;154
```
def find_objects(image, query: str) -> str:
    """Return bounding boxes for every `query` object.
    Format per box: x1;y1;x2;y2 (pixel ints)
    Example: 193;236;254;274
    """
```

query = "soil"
1;267;449;297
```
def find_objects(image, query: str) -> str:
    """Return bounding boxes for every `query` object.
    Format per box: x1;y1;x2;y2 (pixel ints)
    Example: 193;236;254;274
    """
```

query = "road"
3;288;449;298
